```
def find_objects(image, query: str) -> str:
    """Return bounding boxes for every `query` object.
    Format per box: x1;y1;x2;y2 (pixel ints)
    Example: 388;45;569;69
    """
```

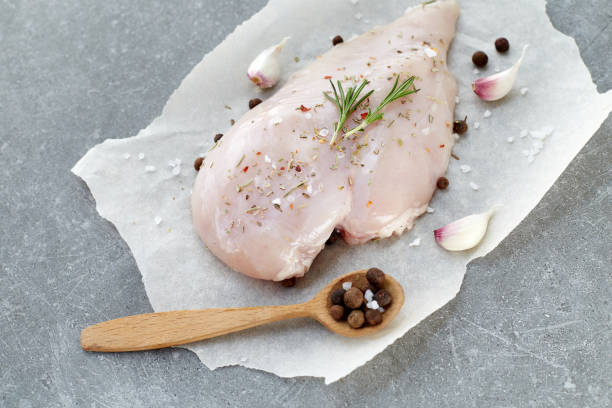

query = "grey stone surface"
0;0;610;406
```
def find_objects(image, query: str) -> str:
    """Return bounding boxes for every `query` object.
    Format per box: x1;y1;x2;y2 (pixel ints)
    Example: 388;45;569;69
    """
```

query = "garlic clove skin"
434;208;496;251
247;37;290;89
472;45;528;101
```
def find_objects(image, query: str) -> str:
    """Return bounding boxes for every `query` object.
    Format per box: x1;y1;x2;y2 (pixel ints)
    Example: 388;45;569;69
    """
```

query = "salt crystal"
483;110;491;118
532;140;544;150
305;112;312;119
350;0;359;4
460;164;471;173
494;67;500;73
168;158;181;168
530;130;547;140
522;150;530;156
421;127;430;135
272;117;282;125
354;12;363;20
473;68;480;75
469;182;480;191
563;378;576;390
264;155;271;163
452;133;460;141
408;237;421;247
527;156;535;163
145;165;156;172
342;282;352;290
520;87;529;95
272;197;281;205
473;122;480;129
123;153;130;159
364;289;374;302
319;128;329;137
455;96;460;104
543;126;554;136
378;307;385;313
426;206;435;213
507;136;514;143
520;129;529;138
240;357;248;363
366;300;379;310
154;216;162;225
172;166;181;176
137;152;145;160
424;47;437;58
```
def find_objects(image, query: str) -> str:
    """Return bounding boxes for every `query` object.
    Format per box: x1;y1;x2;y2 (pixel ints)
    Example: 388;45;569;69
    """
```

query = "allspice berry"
347;310;365;328
437;176;449;190
365;309;383;326
248;98;262;109
343;287;364;309
366;268;385;287
193;157;204;171
281;277;296;287
330;288;345;305
472;51;488;67
326;228;342;245
374;289;392;308
214;133;223;143
453;116;468;134
330;305;345;321
495;37;509;53
332;35;344;46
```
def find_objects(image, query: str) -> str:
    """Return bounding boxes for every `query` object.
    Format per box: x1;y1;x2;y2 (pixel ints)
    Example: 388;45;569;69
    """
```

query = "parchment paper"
72;0;612;383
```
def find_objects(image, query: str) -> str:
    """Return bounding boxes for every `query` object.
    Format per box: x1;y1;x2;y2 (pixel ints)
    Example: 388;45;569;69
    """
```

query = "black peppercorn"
495;37;509;53
193;157;204;171
366;268;385;287
281;277;296;287
453;116;468;134
330;288;345;305
326;228;342;245
365;309;383;326
330;305;345;321
373;289;392;308
344;287;364;309
437;176;449;190
214;133;223;143
249;98;262;109
472;51;488;67
347;310;365;328
332;35;344;46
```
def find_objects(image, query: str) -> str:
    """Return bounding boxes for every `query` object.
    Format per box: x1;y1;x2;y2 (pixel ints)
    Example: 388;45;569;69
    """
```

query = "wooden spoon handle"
81;304;311;352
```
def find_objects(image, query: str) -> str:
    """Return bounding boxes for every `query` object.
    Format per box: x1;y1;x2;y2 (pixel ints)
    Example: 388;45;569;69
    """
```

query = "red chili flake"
324;75;332;79
280;166;285;171
440;144;445;148
256;152;261;156
367;200;373;208
299;105;311;112
359;74;364;78
360;112;368;119
290;203;294;210
242;166;249;173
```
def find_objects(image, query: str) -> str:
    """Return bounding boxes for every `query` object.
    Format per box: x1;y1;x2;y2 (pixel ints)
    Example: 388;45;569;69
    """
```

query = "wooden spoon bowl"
81;269;405;352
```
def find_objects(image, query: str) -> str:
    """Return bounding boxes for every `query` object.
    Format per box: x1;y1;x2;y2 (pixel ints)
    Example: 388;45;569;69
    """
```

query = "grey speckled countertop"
1;1;610;407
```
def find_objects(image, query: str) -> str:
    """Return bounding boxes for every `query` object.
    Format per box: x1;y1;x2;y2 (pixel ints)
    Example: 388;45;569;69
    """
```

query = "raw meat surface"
192;0;459;281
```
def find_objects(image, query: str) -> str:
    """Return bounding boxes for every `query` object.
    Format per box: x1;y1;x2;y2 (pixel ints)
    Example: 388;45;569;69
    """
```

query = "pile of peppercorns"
329;268;393;329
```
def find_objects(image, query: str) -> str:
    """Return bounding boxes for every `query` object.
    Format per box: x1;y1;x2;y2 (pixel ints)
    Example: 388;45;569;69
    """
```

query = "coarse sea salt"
366;300;379;310
452;133;460;141
408;237;421;247
354;12;362;20
364;289;374;302
378;307;385;313
304;112;312;119
137;152;145;160
469;182;480;191
473;68;480;75
154;216;162;225
319;128;329;137
421;127;430;135
350;0;359;4
520;129;528;138
507;136;514;143
455;96;460;104
123;153;130;159
424;46;437;58
483;110;491;118
426;206;435;213
473;121;480;129
520;87;529;95
145;165;156;173
272;197;281;205
342;282;352;290
460;164;471;173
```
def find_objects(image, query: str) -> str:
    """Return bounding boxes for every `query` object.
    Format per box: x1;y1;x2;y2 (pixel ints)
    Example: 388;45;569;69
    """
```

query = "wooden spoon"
81;269;404;352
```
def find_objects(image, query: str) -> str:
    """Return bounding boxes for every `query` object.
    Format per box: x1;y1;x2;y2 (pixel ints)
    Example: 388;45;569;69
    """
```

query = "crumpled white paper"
73;0;612;383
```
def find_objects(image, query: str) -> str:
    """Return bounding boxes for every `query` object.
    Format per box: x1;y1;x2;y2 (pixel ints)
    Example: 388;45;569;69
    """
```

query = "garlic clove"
247;37;290;89
472;45;528;101
434;208;496;251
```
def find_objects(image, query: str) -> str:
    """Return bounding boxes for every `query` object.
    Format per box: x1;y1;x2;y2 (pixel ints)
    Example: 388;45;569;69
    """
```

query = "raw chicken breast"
192;0;459;281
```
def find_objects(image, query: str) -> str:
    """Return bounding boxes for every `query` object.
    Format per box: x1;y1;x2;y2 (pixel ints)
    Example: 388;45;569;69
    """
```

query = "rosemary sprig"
324;79;374;145
344;76;419;138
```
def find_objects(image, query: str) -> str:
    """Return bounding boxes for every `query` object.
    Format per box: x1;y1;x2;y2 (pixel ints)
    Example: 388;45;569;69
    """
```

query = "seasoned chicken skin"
192;1;459;280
